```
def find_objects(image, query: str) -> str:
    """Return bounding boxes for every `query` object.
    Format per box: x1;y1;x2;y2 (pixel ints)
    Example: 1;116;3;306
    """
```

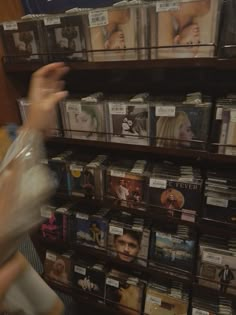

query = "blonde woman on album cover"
49;258;69;285
156;111;194;148
0;62;69;314
158;0;213;57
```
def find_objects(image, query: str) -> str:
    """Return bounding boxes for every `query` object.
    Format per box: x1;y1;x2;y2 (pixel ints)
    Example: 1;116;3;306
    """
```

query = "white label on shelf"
56;207;67;214
70;164;83;172
41;159;48;165
192;308;209;315
149;178;167;189
130;168;143;174
216;107;223;120
74;266;86;275
110;170;126;178
66;102;82;114
146;294;162;305
230;109;236;122
44;16;61;26
181;209;196;223
76;213;89;220
3;21;18;30
109;225;124;235
202;251;222;265
89;10;108;27
155;106;176;117
206;197;228;208
46;252;57;262
106;278;119;288
156;1;180;12
109;102;127;115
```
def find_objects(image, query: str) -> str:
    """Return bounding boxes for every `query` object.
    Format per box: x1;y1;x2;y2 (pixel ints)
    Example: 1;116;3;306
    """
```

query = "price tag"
106;278;119;288
74;266;86;275
202;251;222;265
192;308;209;315
109;102;127;115
216;107;223;120
181;210;196;223
230;109;236;122
149;178;167;189
146;295;162;305
66;101;82;114
46;252;57;262
41;159;48;165
156;1;180;12
155;106;176;117
109;225;124;235
130;168;143;174
206;197;228;208
56;207;68;214
89;10;108;27
44;16;61;26
110;170;126;178
70;164;83;172
76;213;89;220
3;21;18;30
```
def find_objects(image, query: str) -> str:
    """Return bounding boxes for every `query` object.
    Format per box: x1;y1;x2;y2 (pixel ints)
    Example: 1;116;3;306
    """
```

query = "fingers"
33;62;67;80
44;91;68;111
0;252;28;300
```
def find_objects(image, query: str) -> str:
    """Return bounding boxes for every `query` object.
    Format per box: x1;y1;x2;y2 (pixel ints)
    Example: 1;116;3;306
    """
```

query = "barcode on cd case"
89;10;108;27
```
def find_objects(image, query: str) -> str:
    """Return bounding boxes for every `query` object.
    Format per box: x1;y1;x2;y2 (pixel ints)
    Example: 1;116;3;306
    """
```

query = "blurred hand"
25;62;69;134
0;252;28;310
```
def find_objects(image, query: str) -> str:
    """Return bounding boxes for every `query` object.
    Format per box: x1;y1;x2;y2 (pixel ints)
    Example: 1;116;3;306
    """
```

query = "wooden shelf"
3;57;236;73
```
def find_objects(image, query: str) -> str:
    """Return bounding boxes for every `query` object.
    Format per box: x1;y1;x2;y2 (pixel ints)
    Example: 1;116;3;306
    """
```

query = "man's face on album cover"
114;233;140;262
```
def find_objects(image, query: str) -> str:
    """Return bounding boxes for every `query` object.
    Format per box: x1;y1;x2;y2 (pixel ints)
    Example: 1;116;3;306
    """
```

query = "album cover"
149;229;195;272
74;260;106;300
149;176;202;222
198;245;236;296
44;13;87;61
156;0;222;59
108;223;150;267
44;251;73;285
144;285;188;315
89;6;138;62
1;18;45;62
76;208;110;249
150;101;211;149
108;98;149;145
60;98;106;141
106;168;147;210
105;269;145;315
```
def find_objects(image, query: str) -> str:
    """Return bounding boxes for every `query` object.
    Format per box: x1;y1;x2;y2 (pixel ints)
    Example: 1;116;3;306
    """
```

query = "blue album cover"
150;230;195;272
76;214;108;249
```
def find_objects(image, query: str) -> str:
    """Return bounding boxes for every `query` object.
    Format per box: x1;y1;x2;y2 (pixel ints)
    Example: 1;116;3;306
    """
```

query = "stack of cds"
105;269;145;315
43;12;88;62
148;162;203;222
106;159;149;210
107;93;150;146
107;211;150;266
150;95;212;150
204;169;236;224
144;280;189;315
211;96;236;155
197;234;236;296
149;224;196;273
60;93;107;141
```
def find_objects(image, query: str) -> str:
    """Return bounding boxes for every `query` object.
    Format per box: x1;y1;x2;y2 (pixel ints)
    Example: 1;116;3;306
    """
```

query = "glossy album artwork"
144;286;188;315
155;0;222;58
198;246;236;296
89;7;138;61
150;102;211;149
44;251;72;285
108;101;149;145
44;14;86;61
1;19;44;61
150;230;195;272
61;99;106;141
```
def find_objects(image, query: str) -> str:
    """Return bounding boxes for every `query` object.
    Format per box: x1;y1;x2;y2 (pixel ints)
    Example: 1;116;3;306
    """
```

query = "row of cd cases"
17;92;236;155
0;0;224;62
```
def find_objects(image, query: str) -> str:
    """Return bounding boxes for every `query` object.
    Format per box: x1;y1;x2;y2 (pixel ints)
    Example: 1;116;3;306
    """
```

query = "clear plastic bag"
0;130;56;264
